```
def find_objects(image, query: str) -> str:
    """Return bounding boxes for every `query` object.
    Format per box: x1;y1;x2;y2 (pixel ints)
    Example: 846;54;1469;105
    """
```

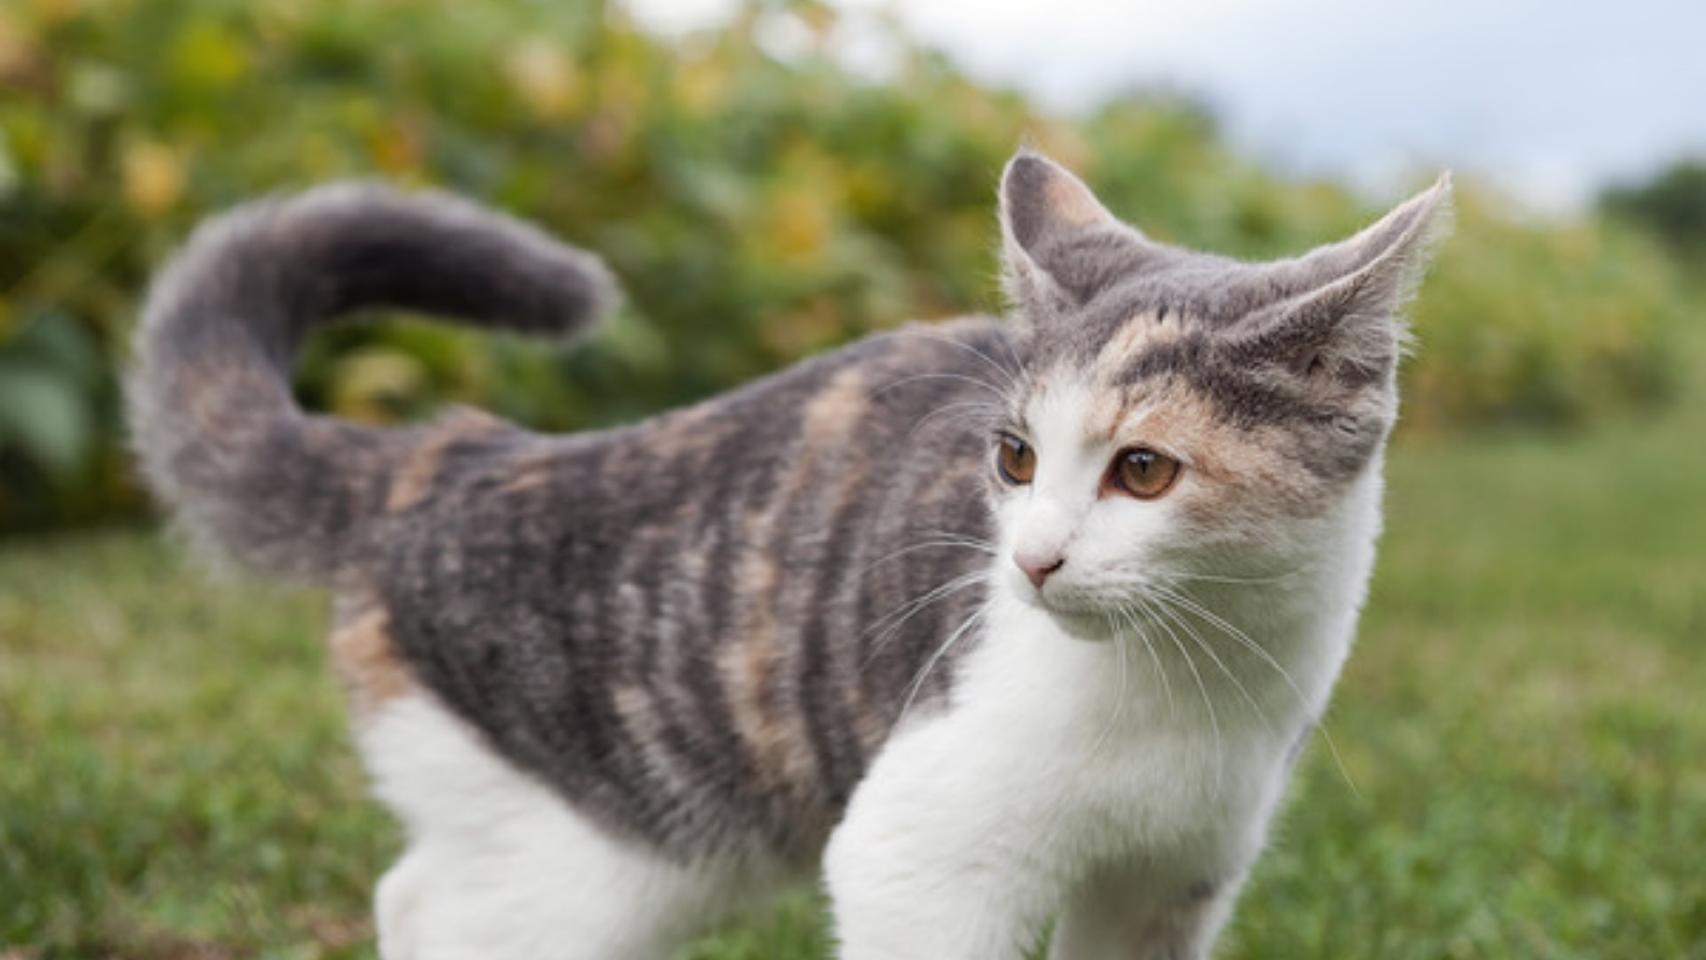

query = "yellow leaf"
677;55;729;116
297;131;344;179
770;187;831;263
122;139;184;217
29;0;79;24
0;14;30;78
331;349;428;425
169;21;249;91
504;39;580;121
370;121;422;176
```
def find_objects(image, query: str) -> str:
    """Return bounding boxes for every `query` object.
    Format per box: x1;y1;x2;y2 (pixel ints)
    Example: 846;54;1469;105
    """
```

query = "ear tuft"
1302;172;1454;310
1231;175;1453;389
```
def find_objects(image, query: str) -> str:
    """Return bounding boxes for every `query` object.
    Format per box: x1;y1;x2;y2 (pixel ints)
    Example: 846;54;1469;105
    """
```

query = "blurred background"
0;0;1701;957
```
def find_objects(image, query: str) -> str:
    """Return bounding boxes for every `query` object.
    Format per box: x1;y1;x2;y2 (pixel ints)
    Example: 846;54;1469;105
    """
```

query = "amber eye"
995;434;1036;485
1111;447;1181;499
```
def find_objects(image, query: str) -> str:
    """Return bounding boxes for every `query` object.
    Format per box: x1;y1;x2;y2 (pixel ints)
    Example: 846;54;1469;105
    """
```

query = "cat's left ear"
1232;174;1453;389
998;151;1166;319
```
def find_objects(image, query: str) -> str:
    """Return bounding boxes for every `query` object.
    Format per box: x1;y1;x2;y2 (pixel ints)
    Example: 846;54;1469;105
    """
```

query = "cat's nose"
1014;551;1065;589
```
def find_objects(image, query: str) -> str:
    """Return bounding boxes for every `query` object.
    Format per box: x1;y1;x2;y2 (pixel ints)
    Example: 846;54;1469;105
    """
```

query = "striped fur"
128;153;1449;959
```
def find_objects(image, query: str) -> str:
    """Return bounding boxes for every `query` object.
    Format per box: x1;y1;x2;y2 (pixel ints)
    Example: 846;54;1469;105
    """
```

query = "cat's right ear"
998;151;1160;319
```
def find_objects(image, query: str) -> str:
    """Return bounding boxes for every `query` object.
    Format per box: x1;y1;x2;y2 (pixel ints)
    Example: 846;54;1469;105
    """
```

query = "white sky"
624;0;1706;212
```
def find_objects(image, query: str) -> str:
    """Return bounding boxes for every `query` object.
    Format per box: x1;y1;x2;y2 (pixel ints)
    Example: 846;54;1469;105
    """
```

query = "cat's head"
985;151;1450;626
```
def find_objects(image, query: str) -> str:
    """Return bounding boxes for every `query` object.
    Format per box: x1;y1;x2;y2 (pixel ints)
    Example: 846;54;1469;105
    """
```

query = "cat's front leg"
1046;864;1245;960
824;717;1067;960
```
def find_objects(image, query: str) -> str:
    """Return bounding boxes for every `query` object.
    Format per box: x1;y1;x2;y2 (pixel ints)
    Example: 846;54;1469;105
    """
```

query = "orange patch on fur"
1124;381;1332;530
329;600;412;714
497;446;559;495
714;366;873;790
718;544;817;790
641;403;721;456
801;365;870;438
1094;312;1184;377
387;410;499;512
1119;385;1226;474
1082;313;1190;440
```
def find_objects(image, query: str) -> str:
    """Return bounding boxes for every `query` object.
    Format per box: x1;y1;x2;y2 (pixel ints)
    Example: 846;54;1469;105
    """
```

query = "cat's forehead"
1026;257;1264;364
1018;273;1284;416
1013;304;1386;486
1019;310;1189;436
1024;297;1213;397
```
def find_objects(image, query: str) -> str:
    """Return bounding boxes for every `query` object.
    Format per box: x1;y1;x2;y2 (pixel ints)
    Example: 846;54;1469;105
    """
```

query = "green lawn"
4;365;1704;958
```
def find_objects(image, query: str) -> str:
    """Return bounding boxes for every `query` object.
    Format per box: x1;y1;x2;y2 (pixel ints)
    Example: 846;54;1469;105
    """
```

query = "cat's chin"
1048;609;1116;643
1012;590;1119;643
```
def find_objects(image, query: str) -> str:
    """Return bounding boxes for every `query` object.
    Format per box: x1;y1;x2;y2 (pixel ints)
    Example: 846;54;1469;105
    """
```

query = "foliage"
1601;158;1706;260
0;0;1692;530
1405;194;1685;431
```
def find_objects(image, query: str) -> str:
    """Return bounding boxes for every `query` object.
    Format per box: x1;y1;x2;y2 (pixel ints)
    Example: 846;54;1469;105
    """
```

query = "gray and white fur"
128;152;1450;959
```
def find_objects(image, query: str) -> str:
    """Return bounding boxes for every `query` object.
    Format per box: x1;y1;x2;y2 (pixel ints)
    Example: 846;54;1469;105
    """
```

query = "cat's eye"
1111;447;1181;499
995;434;1036;485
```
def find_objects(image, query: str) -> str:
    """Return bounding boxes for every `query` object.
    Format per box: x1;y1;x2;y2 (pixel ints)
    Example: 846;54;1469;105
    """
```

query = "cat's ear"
1231;174;1453;389
998;151;1163;318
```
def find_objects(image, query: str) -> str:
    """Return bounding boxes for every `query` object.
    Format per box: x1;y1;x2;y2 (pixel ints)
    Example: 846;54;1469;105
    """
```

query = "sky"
624;0;1706;212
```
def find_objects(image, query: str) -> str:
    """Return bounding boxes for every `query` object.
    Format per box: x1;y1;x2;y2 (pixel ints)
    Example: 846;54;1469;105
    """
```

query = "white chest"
945;604;1303;875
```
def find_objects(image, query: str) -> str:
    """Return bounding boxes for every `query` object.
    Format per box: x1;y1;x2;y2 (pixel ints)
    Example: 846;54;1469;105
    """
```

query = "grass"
4;347;1704;958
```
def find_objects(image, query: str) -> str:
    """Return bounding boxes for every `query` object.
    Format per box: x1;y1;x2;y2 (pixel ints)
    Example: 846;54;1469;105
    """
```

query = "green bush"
1407;194;1684;431
1601;159;1706;261
0;0;1690;529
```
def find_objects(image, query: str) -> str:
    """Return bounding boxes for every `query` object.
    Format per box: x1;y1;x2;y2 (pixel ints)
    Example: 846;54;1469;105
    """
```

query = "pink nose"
1015;552;1065;589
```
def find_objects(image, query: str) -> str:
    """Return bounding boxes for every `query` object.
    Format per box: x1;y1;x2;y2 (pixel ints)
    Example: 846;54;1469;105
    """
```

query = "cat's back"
354;317;1013;860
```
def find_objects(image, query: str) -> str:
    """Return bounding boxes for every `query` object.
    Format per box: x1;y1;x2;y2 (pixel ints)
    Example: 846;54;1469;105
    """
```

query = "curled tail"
127;183;618;581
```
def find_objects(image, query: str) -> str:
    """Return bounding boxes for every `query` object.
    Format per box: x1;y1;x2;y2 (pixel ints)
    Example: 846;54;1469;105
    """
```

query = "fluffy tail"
127;183;618;581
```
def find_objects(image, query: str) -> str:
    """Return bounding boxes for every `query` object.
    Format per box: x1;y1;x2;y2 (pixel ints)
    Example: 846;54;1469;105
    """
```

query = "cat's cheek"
1077;498;1177;569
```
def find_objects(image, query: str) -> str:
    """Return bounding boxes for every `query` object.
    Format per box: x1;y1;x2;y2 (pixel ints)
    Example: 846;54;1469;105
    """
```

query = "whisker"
913;528;998;547
893;603;990;730
977;323;1026;373
1150;584;1306;705
1117;603;1174;716
892;328;1021;391
906;399;1003;442
860;570;989;667
873;372;1010;403
863;568;986;640
1149;582;1362;799
1170;568;1308;586
1141;593;1223;798
860;538;998;575
1146;591;1275;735
1090;612;1131;755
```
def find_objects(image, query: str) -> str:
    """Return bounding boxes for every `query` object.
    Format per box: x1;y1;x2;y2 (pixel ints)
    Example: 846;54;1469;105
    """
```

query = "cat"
128;150;1449;960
